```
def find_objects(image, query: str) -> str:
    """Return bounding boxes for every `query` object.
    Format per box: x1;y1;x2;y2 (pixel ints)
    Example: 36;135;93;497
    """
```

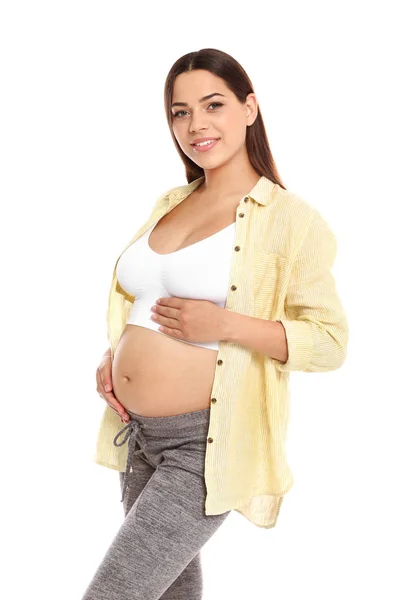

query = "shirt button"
234;246;240;251
217;359;223;365
211;397;217;403
244;196;249;202
230;285;237;291
239;212;245;218
207;437;214;443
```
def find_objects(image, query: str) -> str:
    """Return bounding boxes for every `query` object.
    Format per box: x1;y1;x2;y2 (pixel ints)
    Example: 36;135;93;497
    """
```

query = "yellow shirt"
93;174;349;529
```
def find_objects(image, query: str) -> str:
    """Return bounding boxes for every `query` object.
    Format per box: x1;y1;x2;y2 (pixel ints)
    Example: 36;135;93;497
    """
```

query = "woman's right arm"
96;349;130;422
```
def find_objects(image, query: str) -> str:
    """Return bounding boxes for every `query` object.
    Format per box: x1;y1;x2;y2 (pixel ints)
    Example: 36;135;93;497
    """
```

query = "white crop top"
116;218;236;350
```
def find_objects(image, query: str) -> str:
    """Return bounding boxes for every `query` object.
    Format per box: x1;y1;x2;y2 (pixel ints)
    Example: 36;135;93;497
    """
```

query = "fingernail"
105;384;111;392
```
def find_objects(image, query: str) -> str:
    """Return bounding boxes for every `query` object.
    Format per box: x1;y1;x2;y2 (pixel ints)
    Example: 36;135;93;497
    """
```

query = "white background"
1;1;399;598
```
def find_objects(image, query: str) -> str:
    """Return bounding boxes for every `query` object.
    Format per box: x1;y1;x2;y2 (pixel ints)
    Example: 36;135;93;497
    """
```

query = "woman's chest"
148;199;239;255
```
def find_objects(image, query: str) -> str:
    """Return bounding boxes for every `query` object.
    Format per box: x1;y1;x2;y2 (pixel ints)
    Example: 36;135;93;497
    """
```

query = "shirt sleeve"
270;208;349;373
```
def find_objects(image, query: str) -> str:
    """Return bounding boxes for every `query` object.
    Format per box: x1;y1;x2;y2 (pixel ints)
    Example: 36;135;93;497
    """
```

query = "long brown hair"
164;48;286;190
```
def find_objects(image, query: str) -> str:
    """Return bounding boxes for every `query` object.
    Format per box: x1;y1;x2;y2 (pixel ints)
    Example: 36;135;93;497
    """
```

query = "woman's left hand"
150;297;228;343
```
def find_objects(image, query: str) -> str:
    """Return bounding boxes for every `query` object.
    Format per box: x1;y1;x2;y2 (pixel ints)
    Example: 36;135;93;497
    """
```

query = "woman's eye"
172;102;223;118
208;102;223;110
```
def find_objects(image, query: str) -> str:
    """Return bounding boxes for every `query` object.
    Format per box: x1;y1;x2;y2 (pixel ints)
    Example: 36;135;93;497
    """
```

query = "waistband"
125;406;210;431
113;406;210;504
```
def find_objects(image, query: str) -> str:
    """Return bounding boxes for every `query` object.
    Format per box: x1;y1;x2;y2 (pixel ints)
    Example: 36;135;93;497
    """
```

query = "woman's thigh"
82;443;230;600
119;454;205;600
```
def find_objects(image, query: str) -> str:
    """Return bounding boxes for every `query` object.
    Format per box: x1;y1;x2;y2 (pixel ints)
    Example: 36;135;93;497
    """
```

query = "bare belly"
111;324;218;416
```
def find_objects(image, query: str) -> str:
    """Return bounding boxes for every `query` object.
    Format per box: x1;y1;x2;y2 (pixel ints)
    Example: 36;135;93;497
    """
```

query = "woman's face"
171;69;257;170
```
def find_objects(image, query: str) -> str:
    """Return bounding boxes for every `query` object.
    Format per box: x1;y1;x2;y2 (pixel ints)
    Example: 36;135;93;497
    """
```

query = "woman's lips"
191;138;220;152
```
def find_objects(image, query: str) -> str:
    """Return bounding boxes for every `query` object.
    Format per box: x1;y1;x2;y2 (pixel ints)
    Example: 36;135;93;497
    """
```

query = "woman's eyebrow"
171;92;226;109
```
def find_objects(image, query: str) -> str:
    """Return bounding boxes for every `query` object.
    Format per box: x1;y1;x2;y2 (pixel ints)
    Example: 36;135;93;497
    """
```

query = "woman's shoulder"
273;184;334;232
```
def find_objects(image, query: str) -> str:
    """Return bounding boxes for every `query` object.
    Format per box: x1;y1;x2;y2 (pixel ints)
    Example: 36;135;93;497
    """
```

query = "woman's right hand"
96;349;130;423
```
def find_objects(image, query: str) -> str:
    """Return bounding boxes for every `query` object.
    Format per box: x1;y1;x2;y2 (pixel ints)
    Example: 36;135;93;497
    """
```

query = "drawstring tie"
113;419;148;503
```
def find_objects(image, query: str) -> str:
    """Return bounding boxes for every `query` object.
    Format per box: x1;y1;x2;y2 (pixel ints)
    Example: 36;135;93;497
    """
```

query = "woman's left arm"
271;208;349;372
225;208;349;373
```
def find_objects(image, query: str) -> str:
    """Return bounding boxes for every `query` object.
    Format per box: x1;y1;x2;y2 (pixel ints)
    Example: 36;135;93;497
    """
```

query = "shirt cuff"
270;318;314;372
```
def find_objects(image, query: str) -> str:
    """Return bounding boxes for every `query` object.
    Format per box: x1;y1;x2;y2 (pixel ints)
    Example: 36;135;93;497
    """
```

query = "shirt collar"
165;174;276;209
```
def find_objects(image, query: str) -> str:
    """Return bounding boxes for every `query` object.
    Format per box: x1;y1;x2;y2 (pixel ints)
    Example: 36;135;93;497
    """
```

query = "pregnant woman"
82;48;349;600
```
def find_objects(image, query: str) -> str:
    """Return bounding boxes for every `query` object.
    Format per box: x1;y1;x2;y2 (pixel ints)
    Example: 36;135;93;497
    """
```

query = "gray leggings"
82;406;231;600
